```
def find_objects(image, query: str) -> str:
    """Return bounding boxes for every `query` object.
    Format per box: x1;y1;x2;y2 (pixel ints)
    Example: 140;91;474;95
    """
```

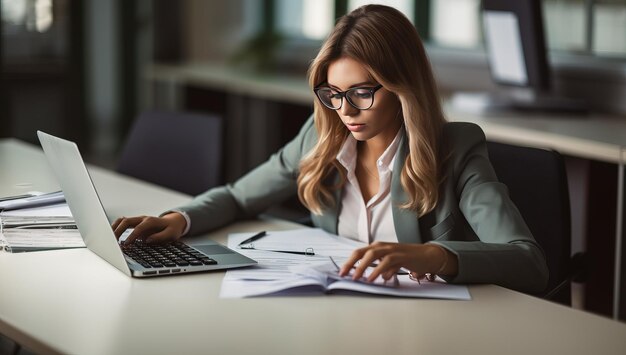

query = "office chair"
487;141;579;305
117;110;223;196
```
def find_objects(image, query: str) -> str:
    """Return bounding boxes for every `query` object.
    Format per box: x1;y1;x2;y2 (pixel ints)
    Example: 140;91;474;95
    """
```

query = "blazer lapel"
391;132;422;244
315;173;342;235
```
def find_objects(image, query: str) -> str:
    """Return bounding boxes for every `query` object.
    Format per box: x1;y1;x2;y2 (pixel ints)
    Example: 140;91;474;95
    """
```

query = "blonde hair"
298;5;447;216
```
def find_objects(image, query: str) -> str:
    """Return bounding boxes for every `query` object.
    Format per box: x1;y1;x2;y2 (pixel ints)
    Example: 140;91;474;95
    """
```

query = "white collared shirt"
336;130;402;244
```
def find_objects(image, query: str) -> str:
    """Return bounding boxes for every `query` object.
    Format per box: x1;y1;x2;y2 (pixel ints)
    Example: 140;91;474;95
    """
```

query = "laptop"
37;130;257;277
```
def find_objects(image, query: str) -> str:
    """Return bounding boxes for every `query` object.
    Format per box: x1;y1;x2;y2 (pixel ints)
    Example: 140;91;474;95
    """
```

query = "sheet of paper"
292;261;471;300
229;228;365;257
226;229;365;281
219;276;325;298
327;277;471;300
1;229;85;249
0;191;64;211
222;229;470;300
0;203;72;218
223;250;328;281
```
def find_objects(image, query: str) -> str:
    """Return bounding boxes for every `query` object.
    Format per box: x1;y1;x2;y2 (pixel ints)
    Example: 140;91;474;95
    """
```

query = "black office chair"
486;141;580;305
117;110;223;196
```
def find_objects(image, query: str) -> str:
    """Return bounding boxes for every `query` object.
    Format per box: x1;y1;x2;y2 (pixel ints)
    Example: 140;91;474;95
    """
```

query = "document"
1;228;84;252
225;229;364;280
0;194;82;252
0;191;65;211
220;229;471;300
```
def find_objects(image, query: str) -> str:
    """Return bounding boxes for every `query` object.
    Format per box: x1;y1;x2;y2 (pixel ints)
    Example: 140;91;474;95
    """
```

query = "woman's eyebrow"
327;81;376;90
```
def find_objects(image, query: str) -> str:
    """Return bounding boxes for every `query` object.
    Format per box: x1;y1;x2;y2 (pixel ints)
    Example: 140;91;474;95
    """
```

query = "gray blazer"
175;117;549;294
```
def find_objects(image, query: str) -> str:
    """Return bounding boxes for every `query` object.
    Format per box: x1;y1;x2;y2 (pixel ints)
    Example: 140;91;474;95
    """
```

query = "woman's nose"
340;101;359;116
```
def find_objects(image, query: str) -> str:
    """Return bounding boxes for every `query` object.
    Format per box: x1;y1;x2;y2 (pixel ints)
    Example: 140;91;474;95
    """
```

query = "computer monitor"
451;0;586;113
482;0;550;91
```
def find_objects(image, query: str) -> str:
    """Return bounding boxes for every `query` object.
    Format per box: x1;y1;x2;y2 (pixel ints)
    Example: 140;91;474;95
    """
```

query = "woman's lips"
346;123;365;132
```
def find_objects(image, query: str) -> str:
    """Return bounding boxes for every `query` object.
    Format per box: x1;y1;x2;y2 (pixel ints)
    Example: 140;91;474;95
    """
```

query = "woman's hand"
339;241;458;283
111;213;187;245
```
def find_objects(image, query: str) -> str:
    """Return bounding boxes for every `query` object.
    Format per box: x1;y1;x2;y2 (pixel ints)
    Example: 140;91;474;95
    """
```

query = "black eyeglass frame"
313;83;384;110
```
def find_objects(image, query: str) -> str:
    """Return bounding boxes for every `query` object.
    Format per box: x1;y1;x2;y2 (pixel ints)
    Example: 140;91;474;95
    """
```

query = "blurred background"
2;0;626;319
2;0;625;171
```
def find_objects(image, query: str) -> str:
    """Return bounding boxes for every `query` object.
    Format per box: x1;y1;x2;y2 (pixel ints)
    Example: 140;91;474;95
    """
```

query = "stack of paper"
0;192;84;252
220;229;471;300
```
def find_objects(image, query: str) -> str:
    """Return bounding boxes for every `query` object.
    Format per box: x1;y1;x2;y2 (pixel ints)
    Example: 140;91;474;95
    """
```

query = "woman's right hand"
111;212;187;245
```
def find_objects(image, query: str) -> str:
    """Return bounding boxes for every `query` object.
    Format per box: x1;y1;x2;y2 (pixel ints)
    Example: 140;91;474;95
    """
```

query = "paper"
220;229;471;300
1;229;85;251
294;261;471;300
0;191;65;211
0;200;81;252
226;229;365;280
230;228;365;256
0;203;72;218
220;259;470;300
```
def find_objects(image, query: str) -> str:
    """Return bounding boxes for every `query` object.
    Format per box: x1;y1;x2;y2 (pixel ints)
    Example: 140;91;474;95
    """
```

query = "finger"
367;254;402;283
111;217;123;230
381;267;401;281
122;218;163;245
113;216;145;239
352;247;389;281
339;247;368;276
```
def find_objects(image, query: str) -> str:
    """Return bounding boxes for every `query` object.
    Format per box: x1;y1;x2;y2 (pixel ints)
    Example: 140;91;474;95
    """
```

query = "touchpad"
193;244;233;255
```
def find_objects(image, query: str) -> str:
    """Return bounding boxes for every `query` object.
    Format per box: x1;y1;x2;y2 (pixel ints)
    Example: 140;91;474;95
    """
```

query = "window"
268;0;626;58
2;0;54;33
543;0;587;53
275;0;334;40
347;0;415;23
593;0;626;56
430;0;481;48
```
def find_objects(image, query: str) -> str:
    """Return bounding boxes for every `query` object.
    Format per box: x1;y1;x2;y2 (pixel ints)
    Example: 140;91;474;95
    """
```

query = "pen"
237;231;267;246
240;245;316;256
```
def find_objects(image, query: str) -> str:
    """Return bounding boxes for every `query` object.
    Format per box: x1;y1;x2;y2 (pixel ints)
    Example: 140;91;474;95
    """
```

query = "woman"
113;5;548;294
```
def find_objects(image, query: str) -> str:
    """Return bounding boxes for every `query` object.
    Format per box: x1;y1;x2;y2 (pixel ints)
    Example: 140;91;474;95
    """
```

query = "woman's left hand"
339;241;458;283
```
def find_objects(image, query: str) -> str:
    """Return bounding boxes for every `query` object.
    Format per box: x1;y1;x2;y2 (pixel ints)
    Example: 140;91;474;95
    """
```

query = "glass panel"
2;0;68;64
2;0;53;32
430;0;481;48
275;0;334;40
593;0;626;56
542;0;587;53
347;0;415;23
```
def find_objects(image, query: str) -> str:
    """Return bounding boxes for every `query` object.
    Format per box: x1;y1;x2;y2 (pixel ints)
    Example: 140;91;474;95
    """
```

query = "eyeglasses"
314;83;383;110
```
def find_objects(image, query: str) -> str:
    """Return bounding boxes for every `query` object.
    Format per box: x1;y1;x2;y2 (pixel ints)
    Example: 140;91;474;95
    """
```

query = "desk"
2;138;626;354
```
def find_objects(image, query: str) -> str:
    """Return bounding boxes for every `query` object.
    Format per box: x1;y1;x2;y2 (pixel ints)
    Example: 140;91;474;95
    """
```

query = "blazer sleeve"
172;116;317;236
431;123;549;294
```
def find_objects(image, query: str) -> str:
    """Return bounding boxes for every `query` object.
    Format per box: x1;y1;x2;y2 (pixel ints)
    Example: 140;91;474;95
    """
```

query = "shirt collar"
336;128;403;173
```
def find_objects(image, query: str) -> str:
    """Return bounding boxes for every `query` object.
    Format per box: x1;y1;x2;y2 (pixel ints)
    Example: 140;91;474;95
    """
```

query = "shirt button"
377;160;383;167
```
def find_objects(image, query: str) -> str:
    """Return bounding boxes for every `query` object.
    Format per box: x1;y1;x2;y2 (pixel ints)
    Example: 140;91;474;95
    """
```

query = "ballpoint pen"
237;231;267;246
239;245;315;256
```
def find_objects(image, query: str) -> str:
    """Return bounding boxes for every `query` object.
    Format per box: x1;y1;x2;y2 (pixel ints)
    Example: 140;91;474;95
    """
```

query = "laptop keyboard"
121;241;217;269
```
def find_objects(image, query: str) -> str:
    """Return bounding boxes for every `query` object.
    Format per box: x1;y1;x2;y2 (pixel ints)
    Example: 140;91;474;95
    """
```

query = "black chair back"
487;141;572;305
118;110;223;196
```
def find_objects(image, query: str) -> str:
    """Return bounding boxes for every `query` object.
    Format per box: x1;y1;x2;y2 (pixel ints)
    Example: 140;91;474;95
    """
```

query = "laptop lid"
38;131;134;276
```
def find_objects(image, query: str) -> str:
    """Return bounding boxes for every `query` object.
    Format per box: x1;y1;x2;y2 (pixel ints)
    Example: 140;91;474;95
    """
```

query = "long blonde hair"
298;5;447;216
